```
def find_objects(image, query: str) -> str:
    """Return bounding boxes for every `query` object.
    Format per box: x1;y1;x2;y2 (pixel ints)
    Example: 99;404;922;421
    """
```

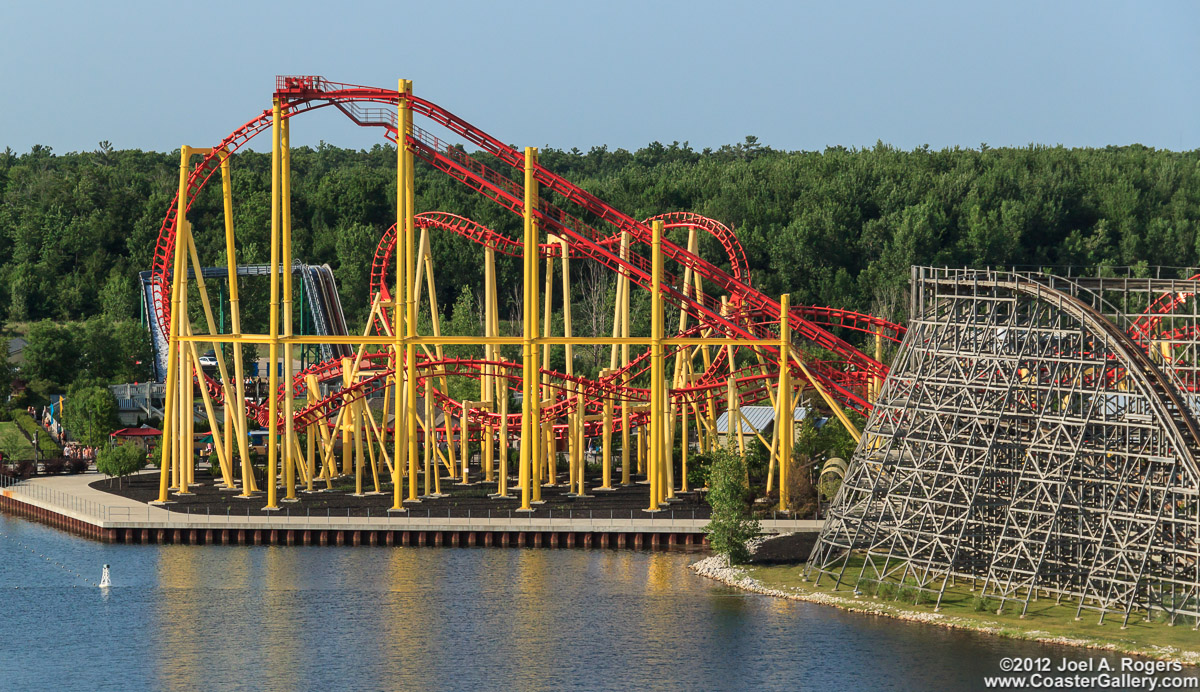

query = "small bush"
13;460;34;479
96;444;147;487
972;594;995;612
876;581;897;599
42;458;66;475
67;458;88;474
703;447;761;564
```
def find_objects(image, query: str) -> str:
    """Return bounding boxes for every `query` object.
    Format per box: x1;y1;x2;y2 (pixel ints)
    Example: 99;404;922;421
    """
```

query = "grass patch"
743;557;1200;660
0;422;37;460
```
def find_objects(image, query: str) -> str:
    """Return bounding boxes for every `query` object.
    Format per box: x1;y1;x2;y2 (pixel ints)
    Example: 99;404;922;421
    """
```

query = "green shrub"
972;594;996;612
96;444;147;487
703;447;761;564
688;452;715;489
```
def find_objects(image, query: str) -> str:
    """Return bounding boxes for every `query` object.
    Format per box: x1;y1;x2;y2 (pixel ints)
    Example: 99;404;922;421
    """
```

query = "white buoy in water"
99;564;111;589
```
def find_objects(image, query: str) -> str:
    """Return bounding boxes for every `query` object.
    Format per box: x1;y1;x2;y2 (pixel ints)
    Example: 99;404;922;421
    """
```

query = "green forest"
1;138;1198;394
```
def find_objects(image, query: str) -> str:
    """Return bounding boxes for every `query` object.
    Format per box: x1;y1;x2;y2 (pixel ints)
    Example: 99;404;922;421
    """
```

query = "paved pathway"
1;472;825;535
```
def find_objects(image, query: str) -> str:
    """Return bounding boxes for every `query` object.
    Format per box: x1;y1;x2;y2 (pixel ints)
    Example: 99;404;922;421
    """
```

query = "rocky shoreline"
689;554;1200;668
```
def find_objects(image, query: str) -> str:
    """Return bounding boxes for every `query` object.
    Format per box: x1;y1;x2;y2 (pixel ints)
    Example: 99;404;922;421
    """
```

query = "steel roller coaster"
147;75;903;513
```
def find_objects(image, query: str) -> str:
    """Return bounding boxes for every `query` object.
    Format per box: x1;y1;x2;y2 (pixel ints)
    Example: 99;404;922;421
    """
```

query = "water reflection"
0;513;1192;692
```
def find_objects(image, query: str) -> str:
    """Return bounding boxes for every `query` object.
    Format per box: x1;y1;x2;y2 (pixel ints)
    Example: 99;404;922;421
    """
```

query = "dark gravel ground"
91;468;714;520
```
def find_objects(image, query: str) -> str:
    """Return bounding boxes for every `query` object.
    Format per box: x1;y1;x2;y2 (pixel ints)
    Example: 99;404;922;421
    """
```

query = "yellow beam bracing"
181;327;232;485
182;231;236;486
216;147;257;493
305;374;334;490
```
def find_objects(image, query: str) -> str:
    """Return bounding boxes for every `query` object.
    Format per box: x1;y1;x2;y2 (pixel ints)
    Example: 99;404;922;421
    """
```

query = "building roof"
715;405;808;434
110;427;162;437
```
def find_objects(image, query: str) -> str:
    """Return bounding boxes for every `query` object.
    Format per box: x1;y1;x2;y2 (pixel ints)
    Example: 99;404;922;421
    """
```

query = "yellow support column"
664;401;676;502
517;146;540;512
483;246;496;484
341;357;353;481
574;389;589;496
305;377;318;493
263;98;282;511
778;294;793;512
542;417;554;497
597;369;615;491
494;359;511;498
282;112;297;502
460;402;472;483
681;401;690;493
403;79;419;505
391;79;412;513
223;400;234;487
153;146;193;505
424;377;434;497
539;253;554;492
180;345;195;494
619;231;632;486
646;219;665;512
178;204;194;495
345;360;363;496
444;404;458;481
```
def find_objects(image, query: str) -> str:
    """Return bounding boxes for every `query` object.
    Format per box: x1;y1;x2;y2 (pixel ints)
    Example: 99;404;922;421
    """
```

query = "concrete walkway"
1;472;825;536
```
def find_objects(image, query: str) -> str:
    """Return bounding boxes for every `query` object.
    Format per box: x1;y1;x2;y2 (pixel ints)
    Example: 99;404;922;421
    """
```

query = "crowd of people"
63;443;96;461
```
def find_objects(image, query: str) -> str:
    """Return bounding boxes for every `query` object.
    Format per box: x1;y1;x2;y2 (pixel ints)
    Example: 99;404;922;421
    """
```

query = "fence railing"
0;474;108;521
1;474;820;529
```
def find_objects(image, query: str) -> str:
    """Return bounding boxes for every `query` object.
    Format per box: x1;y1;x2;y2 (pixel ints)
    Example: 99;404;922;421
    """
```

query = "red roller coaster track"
151;76;908;436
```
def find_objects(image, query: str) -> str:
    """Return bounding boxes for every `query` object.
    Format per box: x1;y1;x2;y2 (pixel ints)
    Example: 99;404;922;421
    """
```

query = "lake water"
0;513;1186;691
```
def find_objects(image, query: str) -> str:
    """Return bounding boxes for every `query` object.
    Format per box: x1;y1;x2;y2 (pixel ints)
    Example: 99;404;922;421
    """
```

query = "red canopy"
110;427;162;438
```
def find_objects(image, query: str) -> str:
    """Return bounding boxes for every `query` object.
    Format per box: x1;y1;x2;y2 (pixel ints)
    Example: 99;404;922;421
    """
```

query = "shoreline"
689;554;1200;668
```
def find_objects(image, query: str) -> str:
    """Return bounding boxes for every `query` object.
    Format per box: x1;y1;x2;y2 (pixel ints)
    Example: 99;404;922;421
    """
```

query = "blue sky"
1;1;1197;154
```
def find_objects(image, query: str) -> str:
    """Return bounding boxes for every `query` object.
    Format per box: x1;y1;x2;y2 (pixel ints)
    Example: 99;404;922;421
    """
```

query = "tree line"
2;138;1198;359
